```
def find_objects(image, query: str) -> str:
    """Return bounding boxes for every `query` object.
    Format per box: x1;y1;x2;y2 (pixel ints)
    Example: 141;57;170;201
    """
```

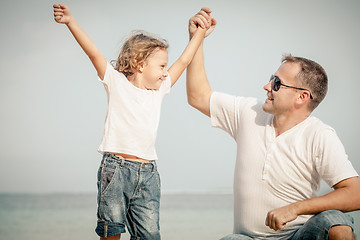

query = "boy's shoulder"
104;62;128;80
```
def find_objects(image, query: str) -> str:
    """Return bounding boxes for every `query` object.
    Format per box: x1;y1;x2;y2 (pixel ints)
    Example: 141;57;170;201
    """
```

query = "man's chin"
262;103;273;114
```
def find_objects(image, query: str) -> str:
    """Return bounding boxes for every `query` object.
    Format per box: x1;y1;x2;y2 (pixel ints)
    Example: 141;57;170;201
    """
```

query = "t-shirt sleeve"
315;127;359;187
159;75;171;95
210;92;265;139
210;92;244;139
98;62;117;91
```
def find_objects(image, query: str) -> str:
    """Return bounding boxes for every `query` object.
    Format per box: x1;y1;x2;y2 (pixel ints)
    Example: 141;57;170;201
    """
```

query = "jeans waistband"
102;152;157;172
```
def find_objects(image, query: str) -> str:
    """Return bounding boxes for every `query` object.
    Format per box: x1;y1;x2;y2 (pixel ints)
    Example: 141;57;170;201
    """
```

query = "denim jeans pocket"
99;165;118;195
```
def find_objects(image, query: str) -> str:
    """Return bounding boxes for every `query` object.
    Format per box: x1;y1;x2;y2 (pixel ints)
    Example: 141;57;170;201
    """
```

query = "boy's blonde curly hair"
113;30;169;77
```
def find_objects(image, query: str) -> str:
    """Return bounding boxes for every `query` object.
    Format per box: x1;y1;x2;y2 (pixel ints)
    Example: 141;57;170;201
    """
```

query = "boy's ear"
138;62;145;73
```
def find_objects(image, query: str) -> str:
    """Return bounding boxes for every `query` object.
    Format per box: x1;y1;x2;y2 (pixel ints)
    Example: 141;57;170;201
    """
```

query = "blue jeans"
95;153;161;240
220;210;354;240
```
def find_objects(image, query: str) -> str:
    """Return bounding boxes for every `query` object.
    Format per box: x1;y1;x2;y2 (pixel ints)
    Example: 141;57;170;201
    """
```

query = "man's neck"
273;112;311;137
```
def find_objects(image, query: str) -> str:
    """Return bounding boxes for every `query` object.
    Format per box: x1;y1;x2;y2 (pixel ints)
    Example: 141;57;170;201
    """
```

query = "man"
187;8;360;239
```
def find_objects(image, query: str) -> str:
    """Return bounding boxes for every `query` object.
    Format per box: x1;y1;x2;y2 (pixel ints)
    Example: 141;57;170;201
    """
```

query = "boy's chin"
146;85;161;90
146;80;163;90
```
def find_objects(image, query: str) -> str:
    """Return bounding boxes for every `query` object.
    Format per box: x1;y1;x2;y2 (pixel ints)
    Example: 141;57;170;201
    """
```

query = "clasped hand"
189;7;217;38
265;204;298;231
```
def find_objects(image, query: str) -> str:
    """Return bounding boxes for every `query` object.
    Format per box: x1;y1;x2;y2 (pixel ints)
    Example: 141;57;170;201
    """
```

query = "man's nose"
264;81;272;92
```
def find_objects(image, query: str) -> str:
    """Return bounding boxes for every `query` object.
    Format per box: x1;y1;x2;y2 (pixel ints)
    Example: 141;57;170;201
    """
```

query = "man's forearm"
186;42;212;116
266;177;360;231
294;177;360;215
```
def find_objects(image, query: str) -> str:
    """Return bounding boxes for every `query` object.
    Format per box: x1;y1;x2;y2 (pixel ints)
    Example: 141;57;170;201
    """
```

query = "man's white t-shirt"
97;62;171;160
210;92;358;239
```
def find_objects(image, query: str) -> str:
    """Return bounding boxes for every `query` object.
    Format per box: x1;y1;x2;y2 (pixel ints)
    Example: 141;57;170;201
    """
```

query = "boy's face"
141;48;169;90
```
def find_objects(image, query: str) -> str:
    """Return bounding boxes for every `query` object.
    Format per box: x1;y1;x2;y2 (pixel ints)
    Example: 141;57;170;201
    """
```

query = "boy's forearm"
178;27;206;65
65;16;106;78
66;17;102;61
168;28;206;86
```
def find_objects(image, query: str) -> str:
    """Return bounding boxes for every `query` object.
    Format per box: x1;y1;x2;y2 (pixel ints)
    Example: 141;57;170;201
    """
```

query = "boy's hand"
53;4;73;25
189;7;217;38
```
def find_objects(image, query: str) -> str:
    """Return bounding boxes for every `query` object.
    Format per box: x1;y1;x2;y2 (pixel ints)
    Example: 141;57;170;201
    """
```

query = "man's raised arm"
186;8;216;117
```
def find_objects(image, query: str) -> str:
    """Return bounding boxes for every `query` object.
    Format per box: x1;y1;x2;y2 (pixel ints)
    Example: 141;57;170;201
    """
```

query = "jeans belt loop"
151;161;156;173
101;152;108;168
120;158;124;168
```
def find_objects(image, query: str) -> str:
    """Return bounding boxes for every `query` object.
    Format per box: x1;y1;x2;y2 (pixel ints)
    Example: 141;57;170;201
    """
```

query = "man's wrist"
291;201;303;216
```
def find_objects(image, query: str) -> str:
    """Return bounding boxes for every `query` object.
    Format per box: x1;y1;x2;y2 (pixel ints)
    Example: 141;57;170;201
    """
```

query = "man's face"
262;62;302;116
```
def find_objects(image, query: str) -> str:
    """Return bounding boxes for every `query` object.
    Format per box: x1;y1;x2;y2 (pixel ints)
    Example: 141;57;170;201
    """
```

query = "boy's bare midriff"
109;152;151;163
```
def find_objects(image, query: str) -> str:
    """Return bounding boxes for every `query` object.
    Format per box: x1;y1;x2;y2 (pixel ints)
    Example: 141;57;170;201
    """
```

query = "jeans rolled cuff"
95;220;125;238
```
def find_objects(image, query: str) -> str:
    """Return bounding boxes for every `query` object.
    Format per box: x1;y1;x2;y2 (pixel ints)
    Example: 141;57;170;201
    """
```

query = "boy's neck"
127;73;145;89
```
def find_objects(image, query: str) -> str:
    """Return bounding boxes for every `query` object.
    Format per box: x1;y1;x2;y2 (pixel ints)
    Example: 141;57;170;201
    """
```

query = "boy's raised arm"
167;27;206;87
53;4;107;79
168;7;216;87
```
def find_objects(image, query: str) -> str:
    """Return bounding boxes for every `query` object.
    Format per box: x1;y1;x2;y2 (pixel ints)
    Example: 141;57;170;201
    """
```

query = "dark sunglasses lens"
272;77;280;91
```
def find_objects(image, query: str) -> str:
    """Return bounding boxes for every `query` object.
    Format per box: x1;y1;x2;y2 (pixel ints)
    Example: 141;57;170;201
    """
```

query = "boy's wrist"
66;16;76;26
192;27;206;39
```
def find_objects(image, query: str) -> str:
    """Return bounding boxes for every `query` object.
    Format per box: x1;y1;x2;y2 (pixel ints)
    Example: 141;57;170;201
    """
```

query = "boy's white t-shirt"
97;62;171;160
210;91;358;238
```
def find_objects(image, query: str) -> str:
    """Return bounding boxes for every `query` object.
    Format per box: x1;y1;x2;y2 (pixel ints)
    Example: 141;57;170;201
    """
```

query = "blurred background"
0;0;359;239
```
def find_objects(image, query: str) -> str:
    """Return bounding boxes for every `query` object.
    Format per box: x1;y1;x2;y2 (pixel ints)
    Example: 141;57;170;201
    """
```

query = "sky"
0;0;359;194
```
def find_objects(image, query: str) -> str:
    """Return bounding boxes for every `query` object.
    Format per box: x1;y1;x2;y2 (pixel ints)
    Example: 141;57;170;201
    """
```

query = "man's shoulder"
306;116;334;131
212;92;260;107
303;116;337;141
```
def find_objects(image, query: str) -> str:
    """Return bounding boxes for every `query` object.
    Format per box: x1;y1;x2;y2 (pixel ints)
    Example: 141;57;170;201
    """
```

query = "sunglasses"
270;75;313;99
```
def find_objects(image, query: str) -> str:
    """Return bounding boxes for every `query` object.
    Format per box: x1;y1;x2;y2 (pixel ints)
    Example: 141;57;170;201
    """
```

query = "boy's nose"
163;71;168;77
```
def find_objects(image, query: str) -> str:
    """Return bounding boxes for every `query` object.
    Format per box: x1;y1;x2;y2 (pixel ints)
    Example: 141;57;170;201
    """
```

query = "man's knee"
328;225;355;240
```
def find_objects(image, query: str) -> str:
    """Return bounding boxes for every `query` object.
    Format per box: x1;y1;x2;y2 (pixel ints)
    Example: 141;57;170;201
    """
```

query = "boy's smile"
140;48;169;90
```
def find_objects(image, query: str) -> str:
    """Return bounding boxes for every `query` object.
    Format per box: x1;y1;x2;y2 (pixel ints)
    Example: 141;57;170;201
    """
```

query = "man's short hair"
282;54;328;111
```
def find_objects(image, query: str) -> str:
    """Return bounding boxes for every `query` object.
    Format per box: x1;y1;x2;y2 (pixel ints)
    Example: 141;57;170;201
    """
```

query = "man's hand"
265;204;299;231
53;4;73;25
265;177;360;231
189;7;217;39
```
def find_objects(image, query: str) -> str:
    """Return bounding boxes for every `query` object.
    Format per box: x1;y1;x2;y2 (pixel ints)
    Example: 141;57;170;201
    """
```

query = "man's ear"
297;91;311;105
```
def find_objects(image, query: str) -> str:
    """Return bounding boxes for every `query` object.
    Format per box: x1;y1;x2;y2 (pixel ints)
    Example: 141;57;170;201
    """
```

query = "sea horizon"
0;191;233;240
1;192;359;239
